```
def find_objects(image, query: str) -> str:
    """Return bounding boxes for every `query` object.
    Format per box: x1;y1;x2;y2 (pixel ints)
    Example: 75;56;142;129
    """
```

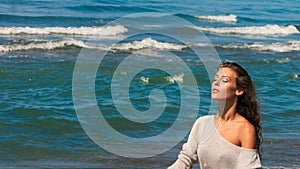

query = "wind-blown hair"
218;62;262;157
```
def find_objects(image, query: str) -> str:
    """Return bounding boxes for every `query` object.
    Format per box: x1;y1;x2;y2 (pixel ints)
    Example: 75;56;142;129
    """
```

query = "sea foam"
165;73;184;84
220;40;300;52
195;14;237;23
193;24;299;36
0;37;186;53
110;37;186;51
0;39;89;52
139;73;184;85
0;25;127;36
140;76;150;84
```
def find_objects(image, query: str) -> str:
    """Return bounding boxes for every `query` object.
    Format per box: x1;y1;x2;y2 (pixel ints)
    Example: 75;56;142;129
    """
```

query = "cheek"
227;85;235;91
223;84;236;95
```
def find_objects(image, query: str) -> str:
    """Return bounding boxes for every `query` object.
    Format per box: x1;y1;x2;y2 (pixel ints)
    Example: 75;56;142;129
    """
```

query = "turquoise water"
1;0;300;168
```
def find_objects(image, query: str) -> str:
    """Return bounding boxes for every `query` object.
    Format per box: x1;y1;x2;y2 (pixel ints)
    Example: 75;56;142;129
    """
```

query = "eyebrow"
214;74;231;78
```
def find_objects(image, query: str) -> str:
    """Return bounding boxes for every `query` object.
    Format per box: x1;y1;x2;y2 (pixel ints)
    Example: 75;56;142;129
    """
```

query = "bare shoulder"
237;117;256;149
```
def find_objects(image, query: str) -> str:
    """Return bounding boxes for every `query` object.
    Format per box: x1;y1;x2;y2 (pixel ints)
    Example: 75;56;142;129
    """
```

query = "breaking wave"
192;24;299;36
194;14;237;23
0;39;89;52
110;37;186;51
219;40;300;52
0;37;186;53
0;25;127;36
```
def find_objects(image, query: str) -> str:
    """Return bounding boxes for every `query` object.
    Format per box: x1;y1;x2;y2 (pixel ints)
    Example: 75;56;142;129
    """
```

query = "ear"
235;88;244;96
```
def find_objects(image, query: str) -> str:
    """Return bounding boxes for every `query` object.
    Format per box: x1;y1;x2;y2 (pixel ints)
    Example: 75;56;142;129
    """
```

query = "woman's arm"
239;122;256;149
167;117;203;169
237;122;262;168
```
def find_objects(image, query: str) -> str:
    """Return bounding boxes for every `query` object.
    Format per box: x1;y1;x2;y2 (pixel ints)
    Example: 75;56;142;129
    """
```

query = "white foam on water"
195;14;237;23
165;73;184;84
0;37;187;53
220;40;300;52
0;38;89;52
3;36;299;53
193;24;299;36
0;25;127;36
140;76;150;84
110;37;186;51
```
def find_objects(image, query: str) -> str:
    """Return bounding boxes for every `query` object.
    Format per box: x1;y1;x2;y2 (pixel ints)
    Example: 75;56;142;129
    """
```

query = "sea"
0;0;299;168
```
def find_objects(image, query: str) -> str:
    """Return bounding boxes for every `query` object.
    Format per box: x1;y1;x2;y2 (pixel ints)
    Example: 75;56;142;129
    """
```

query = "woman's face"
211;67;238;101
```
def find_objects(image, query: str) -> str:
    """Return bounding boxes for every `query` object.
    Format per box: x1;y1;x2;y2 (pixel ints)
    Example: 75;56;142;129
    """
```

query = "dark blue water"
0;0;299;168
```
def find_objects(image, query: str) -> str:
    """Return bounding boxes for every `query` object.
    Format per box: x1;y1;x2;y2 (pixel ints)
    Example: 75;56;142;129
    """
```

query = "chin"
211;96;218;100
211;96;225;101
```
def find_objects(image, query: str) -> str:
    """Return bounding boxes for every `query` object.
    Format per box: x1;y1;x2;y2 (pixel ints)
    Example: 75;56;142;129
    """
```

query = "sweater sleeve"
237;149;262;169
167;117;203;169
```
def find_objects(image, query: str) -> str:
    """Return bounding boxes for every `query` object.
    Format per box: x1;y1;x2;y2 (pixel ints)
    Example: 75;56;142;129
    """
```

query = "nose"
213;78;220;86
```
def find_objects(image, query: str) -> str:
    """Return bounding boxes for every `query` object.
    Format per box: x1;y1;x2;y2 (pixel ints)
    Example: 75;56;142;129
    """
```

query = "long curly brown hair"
218;62;262;157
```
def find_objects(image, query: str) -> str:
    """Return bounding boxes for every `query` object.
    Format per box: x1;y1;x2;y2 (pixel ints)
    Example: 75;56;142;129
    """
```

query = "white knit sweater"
168;115;261;169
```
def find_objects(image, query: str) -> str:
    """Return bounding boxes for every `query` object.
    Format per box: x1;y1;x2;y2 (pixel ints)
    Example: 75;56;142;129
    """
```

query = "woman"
168;62;262;169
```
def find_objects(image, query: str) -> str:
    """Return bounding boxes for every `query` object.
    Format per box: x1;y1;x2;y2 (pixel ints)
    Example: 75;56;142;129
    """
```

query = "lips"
212;88;219;93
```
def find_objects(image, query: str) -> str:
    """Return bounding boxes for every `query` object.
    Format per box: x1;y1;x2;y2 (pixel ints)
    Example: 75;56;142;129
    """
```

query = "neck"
217;97;238;121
